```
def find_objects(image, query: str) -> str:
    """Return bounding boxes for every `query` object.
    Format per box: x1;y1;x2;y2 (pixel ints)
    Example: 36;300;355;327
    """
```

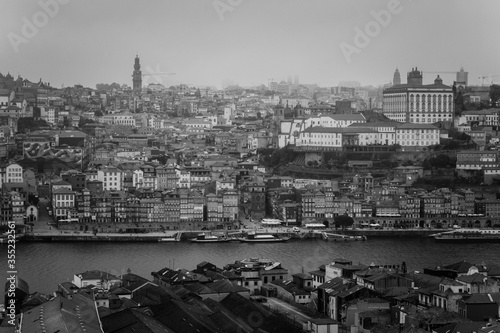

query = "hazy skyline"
1;0;499;89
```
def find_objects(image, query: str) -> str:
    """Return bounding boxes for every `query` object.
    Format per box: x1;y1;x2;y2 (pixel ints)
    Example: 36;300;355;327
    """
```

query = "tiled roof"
396;123;438;129
21;294;102;333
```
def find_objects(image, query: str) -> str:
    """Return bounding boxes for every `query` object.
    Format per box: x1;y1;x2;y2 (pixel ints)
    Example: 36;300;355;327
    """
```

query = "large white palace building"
383;68;454;124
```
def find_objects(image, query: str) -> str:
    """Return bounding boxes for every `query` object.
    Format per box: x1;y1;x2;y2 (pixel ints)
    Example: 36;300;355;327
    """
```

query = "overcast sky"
1;0;499;89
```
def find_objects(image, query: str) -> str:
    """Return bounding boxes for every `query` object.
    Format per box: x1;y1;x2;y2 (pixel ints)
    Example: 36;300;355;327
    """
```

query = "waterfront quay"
23;226;446;242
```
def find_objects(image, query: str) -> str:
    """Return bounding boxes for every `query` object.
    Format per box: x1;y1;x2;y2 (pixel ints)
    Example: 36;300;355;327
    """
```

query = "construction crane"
478;75;500;86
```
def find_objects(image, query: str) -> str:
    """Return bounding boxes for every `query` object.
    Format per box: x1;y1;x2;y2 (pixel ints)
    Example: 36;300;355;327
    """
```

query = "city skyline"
1;0;500;89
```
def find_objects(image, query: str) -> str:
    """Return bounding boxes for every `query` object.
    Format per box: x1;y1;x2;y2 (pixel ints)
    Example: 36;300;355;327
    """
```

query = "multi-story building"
97;166;124;191
296;127;343;150
139;198;165;224
141;164;157;190
456;150;498;171
460;109;499;127
347;123;397;146
61;170;86;192
222;190;239;225
5;163;23;184
165;166;178;190
179;190;204;224
383;68;454;124
155;166;168;190
474;200;500;218
278;114;366;148
216;177;235;193
75;189;91;224
398;195;421;218
395;123;440;150
132;169;143;189
177;169;190;189
52;188;76;221
206;193;223;223
163;191;180;226
186;167;211;187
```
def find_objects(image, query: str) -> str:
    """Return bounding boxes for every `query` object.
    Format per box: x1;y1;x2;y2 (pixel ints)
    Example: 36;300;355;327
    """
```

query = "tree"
333;215;354;230
78;117;94;128
96;82;121;91
17;117;50;133
94;110;103;117
490;84;500;107
454;91;465;115
63;116;72;128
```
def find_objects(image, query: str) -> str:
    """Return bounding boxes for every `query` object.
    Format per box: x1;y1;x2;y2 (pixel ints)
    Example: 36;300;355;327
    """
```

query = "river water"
2;237;499;296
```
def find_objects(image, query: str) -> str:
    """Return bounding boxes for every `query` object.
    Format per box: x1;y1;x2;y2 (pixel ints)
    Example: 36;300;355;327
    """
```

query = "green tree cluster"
17;117;50;133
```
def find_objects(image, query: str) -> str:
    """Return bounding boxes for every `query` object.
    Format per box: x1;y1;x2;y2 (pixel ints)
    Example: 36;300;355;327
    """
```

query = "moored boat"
189;233;230;243
322;232;367;241
434;229;500;243
238;233;290;243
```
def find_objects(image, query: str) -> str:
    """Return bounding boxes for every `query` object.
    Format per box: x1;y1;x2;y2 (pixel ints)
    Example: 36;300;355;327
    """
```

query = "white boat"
189;233;230;243
239;233;290;243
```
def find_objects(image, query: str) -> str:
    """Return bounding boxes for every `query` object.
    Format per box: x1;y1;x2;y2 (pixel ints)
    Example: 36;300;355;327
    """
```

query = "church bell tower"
132;55;142;93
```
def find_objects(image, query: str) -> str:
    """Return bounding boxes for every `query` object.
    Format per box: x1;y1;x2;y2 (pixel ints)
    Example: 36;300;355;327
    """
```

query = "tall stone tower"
393;68;401;86
456;67;468;87
132;55;142;93
407;67;423;86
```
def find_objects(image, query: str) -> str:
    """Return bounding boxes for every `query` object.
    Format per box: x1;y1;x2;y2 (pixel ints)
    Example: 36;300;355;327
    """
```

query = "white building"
459;109;500;127
73;270;121;291
132;169;144;188
383;68;454;124
348;122;397;145
395;123;440;150
5;163;23;183
99;113;136;126
97;166;124;191
177;169;190;188
185;118;212;130
52;188;75;220
296;127;343;149
278;114;366;148
40;106;57;124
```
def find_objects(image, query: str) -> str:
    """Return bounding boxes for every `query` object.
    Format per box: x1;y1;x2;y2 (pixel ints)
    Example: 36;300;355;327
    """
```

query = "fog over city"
1;0;499;88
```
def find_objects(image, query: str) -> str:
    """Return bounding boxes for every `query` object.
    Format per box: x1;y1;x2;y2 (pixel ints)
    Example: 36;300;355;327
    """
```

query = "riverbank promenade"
23;225;447;242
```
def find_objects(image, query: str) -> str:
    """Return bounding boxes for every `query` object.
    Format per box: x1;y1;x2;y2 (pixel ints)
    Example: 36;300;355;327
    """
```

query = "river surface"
1;237;499;296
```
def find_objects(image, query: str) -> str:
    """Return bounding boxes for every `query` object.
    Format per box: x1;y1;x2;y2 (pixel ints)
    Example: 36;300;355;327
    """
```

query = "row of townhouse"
455;150;500;185
86;164;229;192
457;108;500;127
266;184;485;226
53;185;240;231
